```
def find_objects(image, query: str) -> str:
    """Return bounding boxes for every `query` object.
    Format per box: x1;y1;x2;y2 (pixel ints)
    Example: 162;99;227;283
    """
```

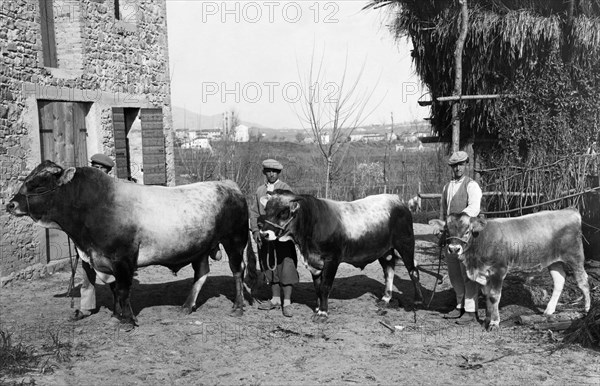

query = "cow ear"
290;200;300;214
429;219;445;233
57;167;76;186
471;216;487;233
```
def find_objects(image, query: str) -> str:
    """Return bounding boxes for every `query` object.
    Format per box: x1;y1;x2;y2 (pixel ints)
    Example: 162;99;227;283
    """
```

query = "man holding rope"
438;151;483;325
250;159;298;317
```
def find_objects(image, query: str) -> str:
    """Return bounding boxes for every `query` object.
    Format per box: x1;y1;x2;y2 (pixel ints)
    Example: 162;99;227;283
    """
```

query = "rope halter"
263;215;295;237
23;185;61;222
445;235;470;244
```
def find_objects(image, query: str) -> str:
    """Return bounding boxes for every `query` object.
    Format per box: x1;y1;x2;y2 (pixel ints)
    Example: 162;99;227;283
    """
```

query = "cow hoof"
115;314;138;330
486;323;500;332
181;305;194;315
311;313;328;323
376;299;391;308
229;308;244;317
119;320;137;331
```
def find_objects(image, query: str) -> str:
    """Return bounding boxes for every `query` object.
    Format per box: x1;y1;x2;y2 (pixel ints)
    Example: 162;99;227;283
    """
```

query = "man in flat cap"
439;150;482;325
90;153;115;174
249;159;299;317
71;153;116;320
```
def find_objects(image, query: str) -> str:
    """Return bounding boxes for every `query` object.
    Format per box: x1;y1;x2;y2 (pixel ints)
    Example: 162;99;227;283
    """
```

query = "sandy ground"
1;223;599;385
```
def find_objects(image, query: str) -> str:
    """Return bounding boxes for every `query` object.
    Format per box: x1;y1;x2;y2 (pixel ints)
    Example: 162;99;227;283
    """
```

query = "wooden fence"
417;152;600;247
476;154;599;217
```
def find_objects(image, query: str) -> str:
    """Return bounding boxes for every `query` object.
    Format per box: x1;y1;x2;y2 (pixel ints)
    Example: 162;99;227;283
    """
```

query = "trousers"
80;259;115;312
446;253;478;312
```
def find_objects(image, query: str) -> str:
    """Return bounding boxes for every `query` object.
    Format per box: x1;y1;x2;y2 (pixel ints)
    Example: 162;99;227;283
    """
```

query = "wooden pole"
437;94;508;102
452;0;469;152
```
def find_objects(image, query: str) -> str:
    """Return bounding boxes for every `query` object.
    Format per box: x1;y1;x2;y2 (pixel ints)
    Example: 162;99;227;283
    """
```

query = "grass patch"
0;329;41;377
0;326;73;381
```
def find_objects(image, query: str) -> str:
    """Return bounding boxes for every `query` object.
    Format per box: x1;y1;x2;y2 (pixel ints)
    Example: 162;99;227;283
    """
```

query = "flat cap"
448;151;469;166
262;159;283;171
90;153;115;169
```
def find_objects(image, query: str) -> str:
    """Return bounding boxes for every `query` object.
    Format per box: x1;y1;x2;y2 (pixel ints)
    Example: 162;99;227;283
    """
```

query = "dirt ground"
1;223;599;385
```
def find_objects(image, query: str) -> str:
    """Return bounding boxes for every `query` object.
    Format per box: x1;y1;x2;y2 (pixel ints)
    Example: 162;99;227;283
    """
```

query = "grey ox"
7;160;254;326
260;191;424;322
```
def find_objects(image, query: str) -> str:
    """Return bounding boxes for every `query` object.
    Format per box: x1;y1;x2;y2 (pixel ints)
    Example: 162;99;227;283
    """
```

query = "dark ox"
7;161;254;326
260;191;423;322
431;209;591;331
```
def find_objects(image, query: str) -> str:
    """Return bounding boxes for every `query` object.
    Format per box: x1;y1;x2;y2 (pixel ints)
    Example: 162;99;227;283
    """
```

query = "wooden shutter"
140;108;166;185
38;101;56;163
112;107;129;179
39;0;57;67
73;103;89;166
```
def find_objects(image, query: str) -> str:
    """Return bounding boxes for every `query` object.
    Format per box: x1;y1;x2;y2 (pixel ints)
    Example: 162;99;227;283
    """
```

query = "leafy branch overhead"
367;0;600;160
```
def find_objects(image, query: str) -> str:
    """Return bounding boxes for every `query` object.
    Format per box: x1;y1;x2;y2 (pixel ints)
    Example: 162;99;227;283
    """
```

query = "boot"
443;308;463;319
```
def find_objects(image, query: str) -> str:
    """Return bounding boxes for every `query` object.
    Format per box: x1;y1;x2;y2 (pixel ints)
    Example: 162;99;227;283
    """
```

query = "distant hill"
171;105;430;141
171;106;269;131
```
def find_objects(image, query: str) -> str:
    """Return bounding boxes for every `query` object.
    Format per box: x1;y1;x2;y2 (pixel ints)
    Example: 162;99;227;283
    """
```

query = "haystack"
367;0;600;220
366;0;600;160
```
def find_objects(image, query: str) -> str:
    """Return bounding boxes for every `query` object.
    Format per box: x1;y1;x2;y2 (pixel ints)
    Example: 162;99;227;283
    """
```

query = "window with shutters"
39;0;84;70
39;0;57;67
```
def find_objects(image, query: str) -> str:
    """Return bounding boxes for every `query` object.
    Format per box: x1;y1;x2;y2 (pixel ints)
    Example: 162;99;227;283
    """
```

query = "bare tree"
294;48;381;198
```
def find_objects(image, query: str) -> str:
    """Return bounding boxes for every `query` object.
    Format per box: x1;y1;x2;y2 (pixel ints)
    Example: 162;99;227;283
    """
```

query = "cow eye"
32;184;51;193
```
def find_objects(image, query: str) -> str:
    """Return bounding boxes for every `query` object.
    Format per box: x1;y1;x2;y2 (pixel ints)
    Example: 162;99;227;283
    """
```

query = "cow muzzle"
447;244;463;255
6;200;24;215
259;229;278;242
262;217;294;241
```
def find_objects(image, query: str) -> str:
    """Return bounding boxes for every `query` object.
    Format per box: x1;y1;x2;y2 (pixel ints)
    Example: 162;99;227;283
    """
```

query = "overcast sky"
166;0;430;129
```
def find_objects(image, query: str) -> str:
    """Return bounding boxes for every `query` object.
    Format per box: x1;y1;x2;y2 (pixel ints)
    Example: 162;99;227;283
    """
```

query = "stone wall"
0;0;174;283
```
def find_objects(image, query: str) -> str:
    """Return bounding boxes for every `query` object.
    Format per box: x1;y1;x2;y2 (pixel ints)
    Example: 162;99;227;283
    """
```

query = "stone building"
0;0;175;283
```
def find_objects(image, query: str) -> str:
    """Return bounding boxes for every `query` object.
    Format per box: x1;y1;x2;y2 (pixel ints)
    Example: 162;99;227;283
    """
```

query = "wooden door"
38;100;89;262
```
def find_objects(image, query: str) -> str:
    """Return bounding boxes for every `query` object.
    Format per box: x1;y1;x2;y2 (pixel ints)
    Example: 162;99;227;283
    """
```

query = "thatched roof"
367;0;600;158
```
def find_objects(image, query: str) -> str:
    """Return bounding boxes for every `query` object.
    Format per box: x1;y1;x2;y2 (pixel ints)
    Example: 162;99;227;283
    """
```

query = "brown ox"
431;209;591;330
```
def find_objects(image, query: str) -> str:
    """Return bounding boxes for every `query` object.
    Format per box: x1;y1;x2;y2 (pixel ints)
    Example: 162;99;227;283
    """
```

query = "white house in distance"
234;124;249;142
181;137;212;150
